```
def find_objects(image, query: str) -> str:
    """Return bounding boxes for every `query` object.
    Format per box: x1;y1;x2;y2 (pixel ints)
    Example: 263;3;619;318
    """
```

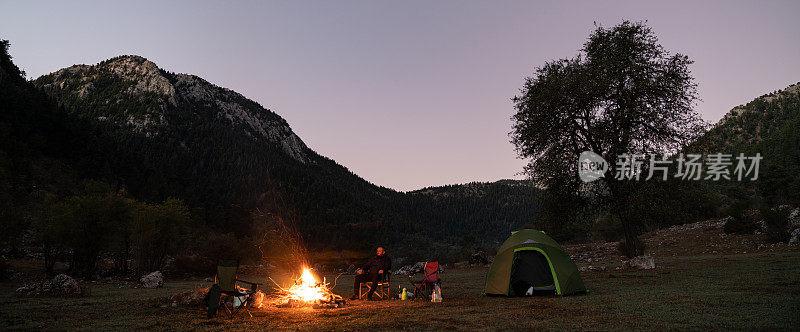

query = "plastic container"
431;284;442;302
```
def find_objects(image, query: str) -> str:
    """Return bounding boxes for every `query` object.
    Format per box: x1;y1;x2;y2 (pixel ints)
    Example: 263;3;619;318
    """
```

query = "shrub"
33;193;134;277
723;217;757;235
760;205;791;243
0;259;11;280
723;200;760;235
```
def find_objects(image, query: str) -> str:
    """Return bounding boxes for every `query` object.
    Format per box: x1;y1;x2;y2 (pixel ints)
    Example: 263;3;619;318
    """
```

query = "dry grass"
2;249;799;330
2;220;798;330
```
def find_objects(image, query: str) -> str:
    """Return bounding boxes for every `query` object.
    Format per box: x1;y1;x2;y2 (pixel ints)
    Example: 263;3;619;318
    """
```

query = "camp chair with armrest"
407;261;441;300
358;270;391;300
204;259;260;318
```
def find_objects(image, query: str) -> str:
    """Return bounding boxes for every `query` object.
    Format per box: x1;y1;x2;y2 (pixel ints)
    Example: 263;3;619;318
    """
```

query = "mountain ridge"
36;54;313;164
29;54;542;253
694;80;800;204
33;54;398;249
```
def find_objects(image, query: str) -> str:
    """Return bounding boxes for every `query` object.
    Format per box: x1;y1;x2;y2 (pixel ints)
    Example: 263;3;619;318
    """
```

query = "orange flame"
289;268;328;302
269;267;339;306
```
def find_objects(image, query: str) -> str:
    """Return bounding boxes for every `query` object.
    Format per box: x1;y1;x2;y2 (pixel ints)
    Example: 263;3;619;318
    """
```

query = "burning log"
269;267;346;309
312;296;347;309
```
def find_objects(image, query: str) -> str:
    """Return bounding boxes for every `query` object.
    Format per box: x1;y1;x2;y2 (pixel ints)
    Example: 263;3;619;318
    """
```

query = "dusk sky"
2;0;799;191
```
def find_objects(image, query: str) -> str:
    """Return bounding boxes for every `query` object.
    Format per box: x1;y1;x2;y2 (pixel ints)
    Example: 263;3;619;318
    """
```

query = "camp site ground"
2;219;798;330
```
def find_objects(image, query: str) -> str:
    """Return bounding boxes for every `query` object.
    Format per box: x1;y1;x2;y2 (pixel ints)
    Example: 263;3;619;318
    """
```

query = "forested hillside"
0;40;111;246
1;44;540;268
697;82;800;204
397;180;540;255
32;55;403;248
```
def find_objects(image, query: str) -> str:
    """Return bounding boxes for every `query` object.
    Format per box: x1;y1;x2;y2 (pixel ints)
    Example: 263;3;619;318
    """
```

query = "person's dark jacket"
362;255;391;275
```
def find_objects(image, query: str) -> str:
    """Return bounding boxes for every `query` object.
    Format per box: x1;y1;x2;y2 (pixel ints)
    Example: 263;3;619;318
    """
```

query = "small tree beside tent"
484;229;585;296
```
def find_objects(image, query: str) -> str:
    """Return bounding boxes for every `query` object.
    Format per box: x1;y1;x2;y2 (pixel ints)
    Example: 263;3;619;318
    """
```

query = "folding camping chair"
204;259;260;318
407;261;441;300
358;271;391;300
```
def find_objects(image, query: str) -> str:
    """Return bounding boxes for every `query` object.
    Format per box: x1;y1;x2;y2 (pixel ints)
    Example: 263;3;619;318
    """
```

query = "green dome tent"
484;229;586;296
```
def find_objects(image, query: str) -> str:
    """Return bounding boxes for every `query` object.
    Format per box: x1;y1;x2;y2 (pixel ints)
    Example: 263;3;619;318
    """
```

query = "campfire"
269;267;346;309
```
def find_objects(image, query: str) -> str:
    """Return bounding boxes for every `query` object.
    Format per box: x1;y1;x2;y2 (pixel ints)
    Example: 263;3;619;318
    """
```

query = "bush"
761;206;791;243
723;200;761;235
0;259;11;280
33;189;188;277
723;217;757;235
132;198;189;274
34;193;134;277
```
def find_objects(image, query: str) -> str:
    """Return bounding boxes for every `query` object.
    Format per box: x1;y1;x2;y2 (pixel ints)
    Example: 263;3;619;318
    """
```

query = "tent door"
509;249;556;296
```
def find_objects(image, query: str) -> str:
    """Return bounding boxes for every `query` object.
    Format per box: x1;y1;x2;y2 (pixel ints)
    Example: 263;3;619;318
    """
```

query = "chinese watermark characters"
578;152;762;183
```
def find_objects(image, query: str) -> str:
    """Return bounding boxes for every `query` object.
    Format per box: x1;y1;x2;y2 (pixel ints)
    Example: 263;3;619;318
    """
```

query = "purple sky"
2;0;799;191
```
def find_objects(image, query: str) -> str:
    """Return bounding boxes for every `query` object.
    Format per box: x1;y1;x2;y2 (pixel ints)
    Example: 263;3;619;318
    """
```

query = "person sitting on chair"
351;246;391;300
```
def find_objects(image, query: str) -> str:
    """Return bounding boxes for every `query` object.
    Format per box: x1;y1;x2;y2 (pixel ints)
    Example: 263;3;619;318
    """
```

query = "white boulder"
625;255;656;270
140;271;164;288
789;228;800;246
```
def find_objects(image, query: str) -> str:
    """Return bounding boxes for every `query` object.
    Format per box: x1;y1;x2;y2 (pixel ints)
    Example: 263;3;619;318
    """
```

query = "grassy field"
2;250;799;330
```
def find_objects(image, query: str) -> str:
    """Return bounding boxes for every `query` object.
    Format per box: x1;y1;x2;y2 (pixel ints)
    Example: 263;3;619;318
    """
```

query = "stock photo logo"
578;151;609;183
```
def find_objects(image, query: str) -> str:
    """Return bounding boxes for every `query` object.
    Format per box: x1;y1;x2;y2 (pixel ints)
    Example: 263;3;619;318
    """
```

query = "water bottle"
431;284;442;302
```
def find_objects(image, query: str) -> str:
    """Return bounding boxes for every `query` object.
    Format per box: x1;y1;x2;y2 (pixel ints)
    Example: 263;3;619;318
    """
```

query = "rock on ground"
788;208;800;228
140;271;164;288
470;251;489;265
52;274;82;294
394;262;425;275
624;255;656;269
789;228;800;246
15;274;85;296
394;262;444;275
169;287;209;307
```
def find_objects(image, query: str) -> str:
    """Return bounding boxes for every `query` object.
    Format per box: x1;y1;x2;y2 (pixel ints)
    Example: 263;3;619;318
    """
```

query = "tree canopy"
511;21;707;256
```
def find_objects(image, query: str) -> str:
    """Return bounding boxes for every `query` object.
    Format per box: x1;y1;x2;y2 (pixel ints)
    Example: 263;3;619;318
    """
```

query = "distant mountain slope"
402;180;540;248
36;56;309;161
30;55;540;253
703;83;799;150
697;82;800;203
33;55;399;247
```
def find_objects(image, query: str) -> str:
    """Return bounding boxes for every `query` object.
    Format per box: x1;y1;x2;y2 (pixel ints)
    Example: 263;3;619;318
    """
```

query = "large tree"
511;21;706;256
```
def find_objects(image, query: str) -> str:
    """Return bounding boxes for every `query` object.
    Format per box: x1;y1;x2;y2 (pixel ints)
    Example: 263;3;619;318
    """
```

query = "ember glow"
269;267;342;307
288;268;327;302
